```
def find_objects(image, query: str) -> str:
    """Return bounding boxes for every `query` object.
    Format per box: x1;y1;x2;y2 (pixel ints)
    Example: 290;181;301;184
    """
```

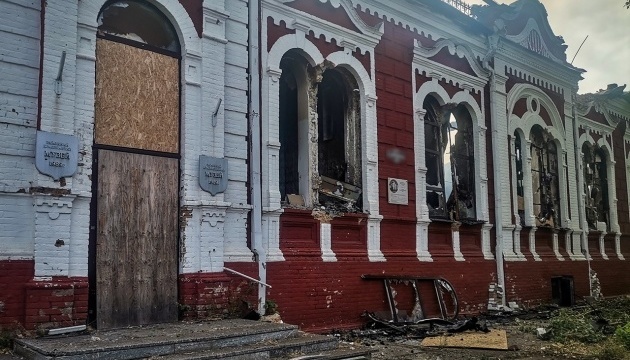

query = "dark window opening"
318;69;348;181
98;0;180;53
279;55;301;202
515;133;525;226
530;125;560;228
582;144;609;231
423;96;476;221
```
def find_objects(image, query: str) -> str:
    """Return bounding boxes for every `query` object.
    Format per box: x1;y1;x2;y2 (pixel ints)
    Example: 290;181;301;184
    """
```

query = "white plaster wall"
0;0;41;259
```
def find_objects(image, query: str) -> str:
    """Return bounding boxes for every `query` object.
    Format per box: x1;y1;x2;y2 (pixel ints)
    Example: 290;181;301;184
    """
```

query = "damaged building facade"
1;0;629;332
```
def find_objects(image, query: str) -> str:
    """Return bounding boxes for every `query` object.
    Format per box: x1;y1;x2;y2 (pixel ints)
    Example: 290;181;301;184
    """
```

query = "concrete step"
151;335;370;360
14;320;299;360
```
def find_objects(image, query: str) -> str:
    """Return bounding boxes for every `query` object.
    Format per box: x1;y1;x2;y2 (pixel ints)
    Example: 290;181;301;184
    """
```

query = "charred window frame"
423;97;476;221
316;68;362;210
530;126;560;227
582;144;609;231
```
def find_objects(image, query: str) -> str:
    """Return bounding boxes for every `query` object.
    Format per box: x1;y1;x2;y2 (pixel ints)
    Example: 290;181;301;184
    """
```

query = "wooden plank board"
420;329;509;350
94;38;179;153
96;149;178;329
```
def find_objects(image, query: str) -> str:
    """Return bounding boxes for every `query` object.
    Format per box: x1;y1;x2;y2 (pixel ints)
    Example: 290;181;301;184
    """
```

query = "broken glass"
98;0;180;53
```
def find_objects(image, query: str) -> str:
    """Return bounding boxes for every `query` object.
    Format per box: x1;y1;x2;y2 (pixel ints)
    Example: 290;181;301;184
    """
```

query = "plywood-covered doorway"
89;0;181;329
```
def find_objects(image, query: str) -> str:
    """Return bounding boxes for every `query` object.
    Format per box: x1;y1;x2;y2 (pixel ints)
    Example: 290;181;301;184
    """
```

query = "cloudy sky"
466;0;630;94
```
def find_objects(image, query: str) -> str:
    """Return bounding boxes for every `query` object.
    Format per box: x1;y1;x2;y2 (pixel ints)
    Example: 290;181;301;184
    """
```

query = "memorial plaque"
35;130;79;180
199;155;228;195
387;177;408;205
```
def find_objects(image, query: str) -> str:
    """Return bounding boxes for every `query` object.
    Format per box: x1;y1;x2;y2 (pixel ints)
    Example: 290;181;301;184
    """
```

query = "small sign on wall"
35;130;79;180
388;177;408;205
199;155;228;195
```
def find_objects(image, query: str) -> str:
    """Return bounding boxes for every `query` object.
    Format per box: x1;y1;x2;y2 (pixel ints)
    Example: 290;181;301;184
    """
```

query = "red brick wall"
266;258;495;332
23;277;88;330
0;260;34;330
178;263;259;320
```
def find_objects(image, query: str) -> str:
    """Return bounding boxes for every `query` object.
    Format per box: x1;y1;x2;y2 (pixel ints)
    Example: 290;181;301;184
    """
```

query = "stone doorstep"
13;319;298;359
13;320;372;360
153;333;361;360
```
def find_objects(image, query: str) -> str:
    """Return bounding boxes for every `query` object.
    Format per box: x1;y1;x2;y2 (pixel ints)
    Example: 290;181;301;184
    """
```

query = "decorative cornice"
353;0;488;55
413;43;488;94
498;40;581;95
414;38;491;79
264;0;383;55
277;0;383;37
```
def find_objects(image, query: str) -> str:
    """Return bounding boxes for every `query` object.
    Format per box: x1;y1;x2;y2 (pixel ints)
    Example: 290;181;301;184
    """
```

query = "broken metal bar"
224;267;272;288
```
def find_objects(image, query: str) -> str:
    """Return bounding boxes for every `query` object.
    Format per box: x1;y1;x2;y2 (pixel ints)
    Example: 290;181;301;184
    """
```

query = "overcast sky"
466;0;630;94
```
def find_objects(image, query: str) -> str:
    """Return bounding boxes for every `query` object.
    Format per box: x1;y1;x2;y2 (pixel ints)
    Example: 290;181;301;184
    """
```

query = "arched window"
279;52;303;201
98;0;180;54
530;125;560;227
424;96;476;221
582;144;609;231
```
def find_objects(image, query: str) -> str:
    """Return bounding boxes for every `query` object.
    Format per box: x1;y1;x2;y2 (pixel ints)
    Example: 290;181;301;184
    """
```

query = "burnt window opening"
317;68;362;209
279;54;301;202
582;144;609;231
98;0;180;53
530;125;560;228
423;96;476;221
515;133;525;226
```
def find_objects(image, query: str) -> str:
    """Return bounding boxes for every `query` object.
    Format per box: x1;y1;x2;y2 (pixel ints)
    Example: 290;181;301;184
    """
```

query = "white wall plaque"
35;131;79;180
388;177;408;205
199;155;228;195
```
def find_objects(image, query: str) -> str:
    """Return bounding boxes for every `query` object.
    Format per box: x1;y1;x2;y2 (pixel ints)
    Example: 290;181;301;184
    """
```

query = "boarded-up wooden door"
93;37;180;328
96;150;178;328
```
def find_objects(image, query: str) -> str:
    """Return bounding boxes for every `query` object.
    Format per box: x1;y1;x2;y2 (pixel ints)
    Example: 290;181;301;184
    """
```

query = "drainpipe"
483;35;507;309
248;0;266;315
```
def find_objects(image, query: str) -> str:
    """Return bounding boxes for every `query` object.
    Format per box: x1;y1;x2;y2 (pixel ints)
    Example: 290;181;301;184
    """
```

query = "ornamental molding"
577;117;615;137
353;0;487;56
201;209;227;227
276;0;383;37
264;0;383;55
507;84;565;141
34;195;75;220
497;41;580;94
505;18;563;64
577;102;627;130
414;39;491;80
413;46;487;95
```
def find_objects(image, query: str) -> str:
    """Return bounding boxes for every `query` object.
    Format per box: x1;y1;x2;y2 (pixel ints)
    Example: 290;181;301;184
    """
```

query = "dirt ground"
336;309;629;360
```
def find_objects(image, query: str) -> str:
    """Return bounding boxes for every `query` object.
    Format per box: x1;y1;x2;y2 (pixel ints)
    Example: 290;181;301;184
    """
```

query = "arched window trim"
423;96;478;222
529;125;561;228
582;143;610;232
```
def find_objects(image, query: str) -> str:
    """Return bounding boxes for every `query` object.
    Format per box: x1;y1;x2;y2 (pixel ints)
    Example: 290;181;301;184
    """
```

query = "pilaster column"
414;108;432;261
33;195;75;277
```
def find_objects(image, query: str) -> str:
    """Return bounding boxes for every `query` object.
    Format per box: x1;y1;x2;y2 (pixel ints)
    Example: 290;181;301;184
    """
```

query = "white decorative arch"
261;27;383;262
413;79;492;261
268;34;325;70
507;83;565;134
